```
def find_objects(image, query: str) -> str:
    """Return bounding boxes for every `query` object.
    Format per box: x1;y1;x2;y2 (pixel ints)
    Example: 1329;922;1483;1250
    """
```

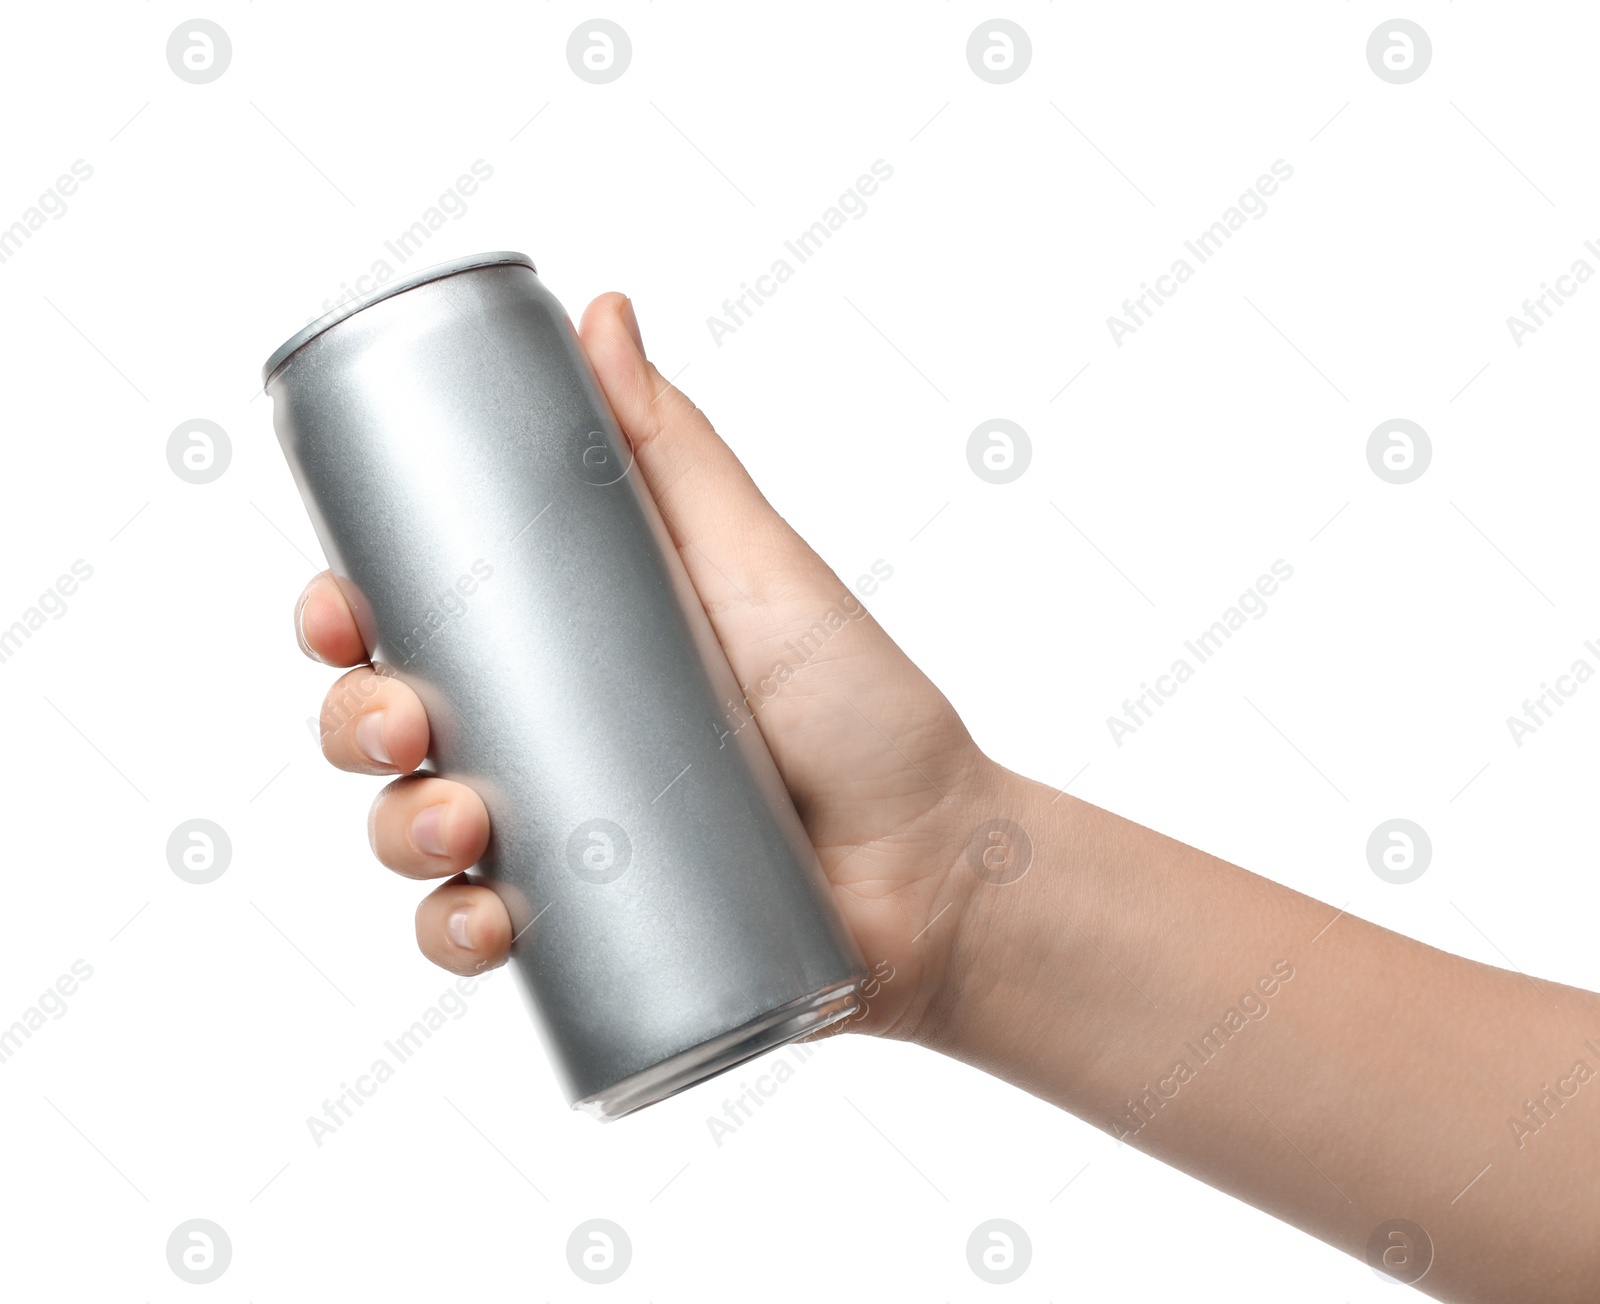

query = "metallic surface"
264;253;865;1117
262;251;538;386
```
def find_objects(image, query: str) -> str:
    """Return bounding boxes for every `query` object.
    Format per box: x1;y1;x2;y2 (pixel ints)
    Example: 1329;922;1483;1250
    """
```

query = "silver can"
263;252;865;1118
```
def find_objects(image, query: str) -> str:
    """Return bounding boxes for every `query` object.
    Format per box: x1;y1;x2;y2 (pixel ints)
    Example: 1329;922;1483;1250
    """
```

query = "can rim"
260;250;537;388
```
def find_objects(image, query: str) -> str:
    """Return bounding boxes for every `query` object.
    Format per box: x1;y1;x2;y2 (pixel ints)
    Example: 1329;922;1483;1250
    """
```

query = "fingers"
368;776;490;879
293;539;509;979
319;668;430;775
368;774;506;975
296;571;367;667
416;879;513;975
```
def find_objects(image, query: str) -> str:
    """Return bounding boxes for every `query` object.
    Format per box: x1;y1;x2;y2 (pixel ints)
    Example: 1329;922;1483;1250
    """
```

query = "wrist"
909;761;1089;1063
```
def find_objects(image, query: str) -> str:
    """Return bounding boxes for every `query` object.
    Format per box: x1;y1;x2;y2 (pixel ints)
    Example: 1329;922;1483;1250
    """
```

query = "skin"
296;292;1600;1302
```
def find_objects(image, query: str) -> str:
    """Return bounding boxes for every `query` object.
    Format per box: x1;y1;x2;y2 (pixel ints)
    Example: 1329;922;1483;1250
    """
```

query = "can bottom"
574;980;863;1121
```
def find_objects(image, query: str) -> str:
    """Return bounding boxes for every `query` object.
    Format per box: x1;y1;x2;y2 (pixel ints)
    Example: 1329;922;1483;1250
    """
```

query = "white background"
1;2;1595;1299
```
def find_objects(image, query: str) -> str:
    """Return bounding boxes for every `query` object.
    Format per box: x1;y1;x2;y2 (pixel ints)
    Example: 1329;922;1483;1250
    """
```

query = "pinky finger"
416;879;513;976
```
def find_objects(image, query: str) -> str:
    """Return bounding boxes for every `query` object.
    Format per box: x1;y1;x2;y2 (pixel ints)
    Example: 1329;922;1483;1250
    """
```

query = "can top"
260;250;537;388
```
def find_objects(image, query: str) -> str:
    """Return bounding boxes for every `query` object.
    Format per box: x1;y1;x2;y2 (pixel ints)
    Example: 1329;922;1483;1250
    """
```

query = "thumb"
574;293;951;818
575;291;834;624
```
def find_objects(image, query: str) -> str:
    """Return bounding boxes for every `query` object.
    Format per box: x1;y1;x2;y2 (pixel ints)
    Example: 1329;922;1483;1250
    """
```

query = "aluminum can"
263;251;865;1118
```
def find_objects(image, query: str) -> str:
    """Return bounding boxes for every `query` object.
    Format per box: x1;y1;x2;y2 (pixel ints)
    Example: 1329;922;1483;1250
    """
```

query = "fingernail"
447;907;473;951
355;711;391;766
294;591;324;663
411;804;449;858
621;296;646;358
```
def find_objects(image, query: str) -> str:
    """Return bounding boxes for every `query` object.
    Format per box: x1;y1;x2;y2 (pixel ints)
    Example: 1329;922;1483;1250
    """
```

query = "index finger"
294;570;369;667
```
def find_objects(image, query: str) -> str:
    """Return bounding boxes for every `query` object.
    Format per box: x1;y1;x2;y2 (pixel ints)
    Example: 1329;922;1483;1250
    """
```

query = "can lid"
261;250;537;388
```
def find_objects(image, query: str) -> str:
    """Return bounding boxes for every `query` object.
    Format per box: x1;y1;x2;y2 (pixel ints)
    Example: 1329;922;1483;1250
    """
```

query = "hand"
293;292;1001;1040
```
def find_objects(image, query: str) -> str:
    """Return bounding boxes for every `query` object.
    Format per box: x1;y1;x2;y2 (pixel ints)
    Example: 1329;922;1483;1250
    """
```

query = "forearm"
926;764;1600;1302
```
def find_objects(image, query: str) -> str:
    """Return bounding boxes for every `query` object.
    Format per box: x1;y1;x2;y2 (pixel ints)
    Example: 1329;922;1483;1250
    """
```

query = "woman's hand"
293;291;1001;1042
